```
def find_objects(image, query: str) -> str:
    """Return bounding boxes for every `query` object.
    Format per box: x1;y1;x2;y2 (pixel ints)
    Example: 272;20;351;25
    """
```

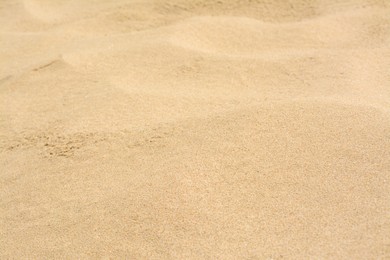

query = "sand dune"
1;0;390;258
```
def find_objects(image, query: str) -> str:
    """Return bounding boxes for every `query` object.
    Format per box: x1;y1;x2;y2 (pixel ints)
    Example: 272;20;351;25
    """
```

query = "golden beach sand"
1;0;390;258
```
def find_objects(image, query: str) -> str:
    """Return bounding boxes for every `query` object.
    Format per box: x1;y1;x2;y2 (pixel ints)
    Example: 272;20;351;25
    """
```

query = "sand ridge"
1;0;390;258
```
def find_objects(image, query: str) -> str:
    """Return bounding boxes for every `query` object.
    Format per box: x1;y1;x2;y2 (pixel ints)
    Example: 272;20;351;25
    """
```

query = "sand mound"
169;11;390;56
158;0;389;22
1;0;390;259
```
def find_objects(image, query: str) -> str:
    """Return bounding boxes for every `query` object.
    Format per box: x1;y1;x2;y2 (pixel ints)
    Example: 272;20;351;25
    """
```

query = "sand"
1;0;390;258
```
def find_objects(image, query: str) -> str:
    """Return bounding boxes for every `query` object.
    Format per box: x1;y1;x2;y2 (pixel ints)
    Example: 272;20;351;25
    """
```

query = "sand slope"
1;0;390;258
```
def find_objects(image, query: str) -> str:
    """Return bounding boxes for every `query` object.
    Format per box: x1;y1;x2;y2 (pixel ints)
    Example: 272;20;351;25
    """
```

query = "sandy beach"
1;0;390;258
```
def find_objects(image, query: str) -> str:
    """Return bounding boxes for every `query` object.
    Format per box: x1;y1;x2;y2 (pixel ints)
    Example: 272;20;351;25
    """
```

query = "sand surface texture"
1;0;390;258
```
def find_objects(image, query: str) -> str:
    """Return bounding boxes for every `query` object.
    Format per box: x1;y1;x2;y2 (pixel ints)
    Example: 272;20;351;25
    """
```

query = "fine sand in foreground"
1;0;390;258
